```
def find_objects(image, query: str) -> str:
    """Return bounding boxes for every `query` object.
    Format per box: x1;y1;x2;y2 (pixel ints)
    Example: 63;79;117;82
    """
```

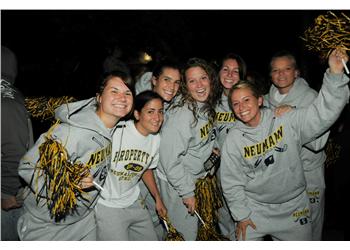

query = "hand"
236;219;256;241
274;104;294;117
155;198;167;218
1;196;21;211
213;147;220;156
329;48;349;74
182;196;196;215
79;173;94;190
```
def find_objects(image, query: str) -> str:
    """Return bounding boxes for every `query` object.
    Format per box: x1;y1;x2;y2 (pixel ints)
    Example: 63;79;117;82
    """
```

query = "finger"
235;228;241;241
242;227;246;241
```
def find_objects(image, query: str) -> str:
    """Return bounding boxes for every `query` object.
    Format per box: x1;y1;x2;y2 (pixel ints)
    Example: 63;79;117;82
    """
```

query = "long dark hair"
171;57;220;126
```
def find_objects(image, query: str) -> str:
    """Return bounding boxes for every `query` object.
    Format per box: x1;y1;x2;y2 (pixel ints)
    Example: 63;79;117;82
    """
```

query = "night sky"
1;10;337;98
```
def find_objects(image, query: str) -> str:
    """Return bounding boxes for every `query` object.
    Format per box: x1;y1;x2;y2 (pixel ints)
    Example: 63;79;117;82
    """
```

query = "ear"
151;76;157;87
258;96;264;107
294;69;300;78
134;110;140;121
96;94;101;104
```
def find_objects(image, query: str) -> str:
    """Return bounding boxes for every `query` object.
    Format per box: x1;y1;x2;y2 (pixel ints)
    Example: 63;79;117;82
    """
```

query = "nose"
278;69;286;76
153;112;162;122
167;80;176;90
117;92;127;101
239;101;246;111
196;80;204;88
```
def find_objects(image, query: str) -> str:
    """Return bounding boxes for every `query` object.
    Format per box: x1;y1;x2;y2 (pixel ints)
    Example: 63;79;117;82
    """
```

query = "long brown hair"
171;57;220;126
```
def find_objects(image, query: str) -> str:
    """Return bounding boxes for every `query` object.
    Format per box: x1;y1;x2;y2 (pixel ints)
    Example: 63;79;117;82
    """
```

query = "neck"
135;121;149;136
96;110;119;128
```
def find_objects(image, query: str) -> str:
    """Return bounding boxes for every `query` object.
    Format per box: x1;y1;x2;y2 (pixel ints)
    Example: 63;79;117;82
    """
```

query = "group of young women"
17;48;349;241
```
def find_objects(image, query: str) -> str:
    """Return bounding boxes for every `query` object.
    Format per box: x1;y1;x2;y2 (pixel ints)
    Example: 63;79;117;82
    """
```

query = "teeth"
164;90;174;95
241;111;249;116
113;104;127;108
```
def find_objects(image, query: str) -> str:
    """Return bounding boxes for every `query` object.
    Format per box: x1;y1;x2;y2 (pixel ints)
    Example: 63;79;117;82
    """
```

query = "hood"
1;46;18;84
1;79;25;105
55;97;110;136
268;77;310;107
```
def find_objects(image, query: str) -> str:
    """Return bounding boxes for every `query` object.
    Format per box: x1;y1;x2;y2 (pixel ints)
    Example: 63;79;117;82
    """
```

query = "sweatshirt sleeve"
159;113;196;198
1;99;32;197
18;125;68;196
292;70;349;146
303;130;330;152
220;133;252;222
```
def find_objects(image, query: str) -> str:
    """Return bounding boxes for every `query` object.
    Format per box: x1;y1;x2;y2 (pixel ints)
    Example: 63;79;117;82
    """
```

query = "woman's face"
152;67;181;102
230;87;263;127
219;58;240;94
185;66;211;103
97;76;133;126
134;98;164;136
270;56;298;94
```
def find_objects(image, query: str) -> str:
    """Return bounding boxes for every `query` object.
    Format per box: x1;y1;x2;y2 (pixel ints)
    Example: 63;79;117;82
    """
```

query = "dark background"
1;9;348;240
2;10;331;98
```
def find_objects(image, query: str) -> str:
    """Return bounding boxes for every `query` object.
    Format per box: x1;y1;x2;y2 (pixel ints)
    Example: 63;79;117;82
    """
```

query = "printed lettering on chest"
243;126;284;159
215;111;235;123
110;148;153;181
86;143;112;168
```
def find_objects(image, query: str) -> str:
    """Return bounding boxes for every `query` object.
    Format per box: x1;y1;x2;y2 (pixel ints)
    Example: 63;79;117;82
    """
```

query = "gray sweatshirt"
157;99;216;198
264;77;329;171
18;97;114;239
215;92;236;149
220;70;349;221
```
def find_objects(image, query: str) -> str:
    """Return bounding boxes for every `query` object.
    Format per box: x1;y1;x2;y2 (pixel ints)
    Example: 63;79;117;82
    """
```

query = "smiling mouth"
113;103;128;109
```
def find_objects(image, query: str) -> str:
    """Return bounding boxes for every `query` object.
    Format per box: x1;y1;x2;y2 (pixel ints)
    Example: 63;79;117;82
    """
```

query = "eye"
232;102;239;107
188;79;195;84
125;91;132;96
201;76;208;80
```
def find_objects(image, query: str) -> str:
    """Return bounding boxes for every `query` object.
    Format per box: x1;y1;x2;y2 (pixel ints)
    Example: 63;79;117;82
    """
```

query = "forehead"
222;58;238;67
231;87;254;100
143;98;163;109
160;67;180;76
105;76;129;89
186;66;207;77
271;56;294;67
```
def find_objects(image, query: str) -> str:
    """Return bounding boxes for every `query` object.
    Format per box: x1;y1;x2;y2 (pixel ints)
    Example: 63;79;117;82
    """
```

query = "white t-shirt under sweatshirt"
98;120;160;208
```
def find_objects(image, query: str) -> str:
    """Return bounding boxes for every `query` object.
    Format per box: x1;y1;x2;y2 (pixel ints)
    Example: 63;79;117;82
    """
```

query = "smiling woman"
16;70;134;240
95;90;167;241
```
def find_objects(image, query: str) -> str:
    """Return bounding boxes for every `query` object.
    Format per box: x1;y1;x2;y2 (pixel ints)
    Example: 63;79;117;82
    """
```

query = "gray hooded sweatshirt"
264;77;328;172
220;70;349;221
215;92;236;149
18;97;114;240
157;99;216;198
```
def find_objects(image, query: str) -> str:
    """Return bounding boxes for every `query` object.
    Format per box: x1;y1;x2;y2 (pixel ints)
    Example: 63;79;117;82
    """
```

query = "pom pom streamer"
161;216;185;241
34;121;90;222
195;175;228;240
25;96;76;121
300;11;350;68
